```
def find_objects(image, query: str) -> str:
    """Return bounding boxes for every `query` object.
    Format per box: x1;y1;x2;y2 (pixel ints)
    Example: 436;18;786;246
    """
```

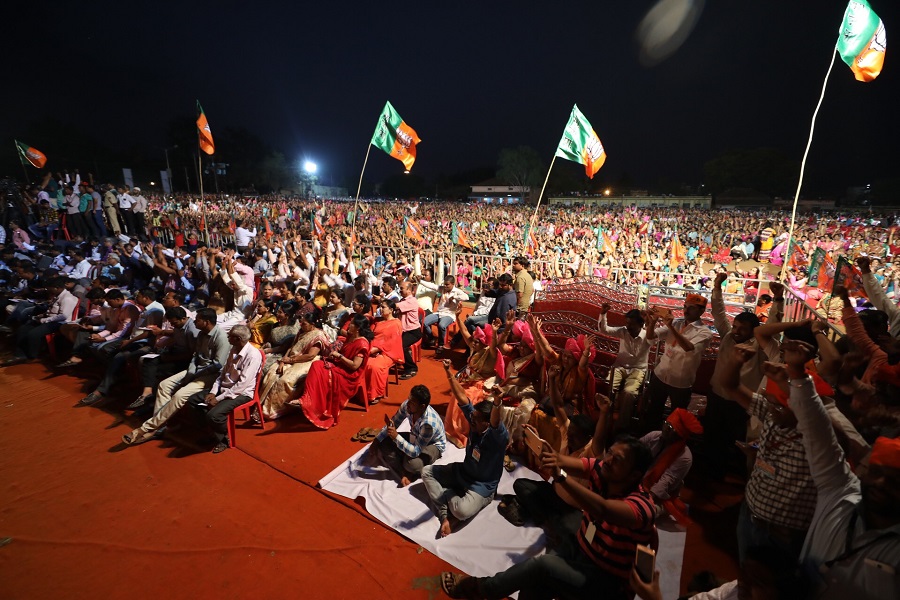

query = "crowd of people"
1;175;899;599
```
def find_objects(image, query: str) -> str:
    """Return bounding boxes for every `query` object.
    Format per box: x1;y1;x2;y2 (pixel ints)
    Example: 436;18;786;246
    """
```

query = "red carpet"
0;344;739;598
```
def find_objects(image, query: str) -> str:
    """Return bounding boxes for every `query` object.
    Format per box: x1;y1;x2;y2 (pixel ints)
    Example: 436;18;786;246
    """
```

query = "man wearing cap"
102;184;121;235
131;187;148;239
721;343;817;563
640;408;702;523
117;186;136;235
774;339;900;600
643;293;714;430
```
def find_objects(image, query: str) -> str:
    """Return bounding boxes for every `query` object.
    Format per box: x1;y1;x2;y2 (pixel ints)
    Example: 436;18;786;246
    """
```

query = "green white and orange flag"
837;0;886;82
404;217;424;242
833;255;868;297
554;104;607;179
196;101;215;155
16;140;47;169
371;101;421;171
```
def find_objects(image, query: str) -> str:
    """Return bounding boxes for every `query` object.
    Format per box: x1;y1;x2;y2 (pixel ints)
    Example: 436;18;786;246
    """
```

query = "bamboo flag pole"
15;141;30;182
525;154;557;255
198;147;209;246
349;143;373;260
780;48;838;282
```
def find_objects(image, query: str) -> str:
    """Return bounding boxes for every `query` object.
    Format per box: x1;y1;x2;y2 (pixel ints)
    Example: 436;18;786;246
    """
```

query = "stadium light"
304;161;317;174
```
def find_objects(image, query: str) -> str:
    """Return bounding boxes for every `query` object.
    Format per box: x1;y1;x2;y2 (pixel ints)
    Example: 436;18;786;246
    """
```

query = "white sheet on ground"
319;434;685;599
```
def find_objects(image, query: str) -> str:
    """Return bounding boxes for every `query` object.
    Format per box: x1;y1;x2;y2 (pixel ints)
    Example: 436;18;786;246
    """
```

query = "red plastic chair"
226;347;267;448
334;351;371;425
410;307;425;363
46;301;82;363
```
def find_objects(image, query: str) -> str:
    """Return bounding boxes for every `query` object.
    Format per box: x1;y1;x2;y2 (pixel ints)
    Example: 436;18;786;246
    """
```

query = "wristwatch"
554;468;568;484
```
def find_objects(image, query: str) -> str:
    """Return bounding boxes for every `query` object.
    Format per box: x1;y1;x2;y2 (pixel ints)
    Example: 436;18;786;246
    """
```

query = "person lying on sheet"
422;364;509;538
368;384;446;487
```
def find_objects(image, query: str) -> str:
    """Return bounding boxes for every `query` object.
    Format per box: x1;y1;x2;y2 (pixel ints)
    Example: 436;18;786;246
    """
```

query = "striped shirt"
376;401;446;458
577;457;656;581
744;393;817;531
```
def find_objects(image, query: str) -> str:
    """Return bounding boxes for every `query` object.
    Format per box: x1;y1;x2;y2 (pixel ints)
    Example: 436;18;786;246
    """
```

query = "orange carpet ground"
0;341;740;599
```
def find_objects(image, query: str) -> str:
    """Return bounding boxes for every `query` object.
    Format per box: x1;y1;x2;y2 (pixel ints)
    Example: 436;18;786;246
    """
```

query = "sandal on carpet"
440;572;478;599
358;427;378;443
56;359;82;368
122;429;148;445
351;427;368;442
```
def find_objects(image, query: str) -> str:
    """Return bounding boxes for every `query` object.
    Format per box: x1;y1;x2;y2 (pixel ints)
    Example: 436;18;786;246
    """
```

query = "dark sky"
4;1;898;193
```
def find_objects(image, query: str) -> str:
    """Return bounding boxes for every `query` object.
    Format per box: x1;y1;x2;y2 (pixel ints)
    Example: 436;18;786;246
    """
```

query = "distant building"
469;179;528;204
549;195;710;209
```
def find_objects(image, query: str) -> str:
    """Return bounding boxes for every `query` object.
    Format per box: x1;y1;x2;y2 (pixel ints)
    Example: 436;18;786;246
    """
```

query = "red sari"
365;319;403;401
298;336;370;429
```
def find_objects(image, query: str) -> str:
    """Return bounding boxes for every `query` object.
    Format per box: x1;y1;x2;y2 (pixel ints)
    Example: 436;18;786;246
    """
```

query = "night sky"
4;1;899;193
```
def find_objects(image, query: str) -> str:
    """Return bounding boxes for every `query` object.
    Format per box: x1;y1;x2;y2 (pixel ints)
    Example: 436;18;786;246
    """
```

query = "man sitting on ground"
422;365;508;537
369;384;446;486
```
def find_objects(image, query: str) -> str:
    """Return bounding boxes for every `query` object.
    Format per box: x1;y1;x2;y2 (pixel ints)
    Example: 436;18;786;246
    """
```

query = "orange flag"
669;233;685;271
197;101;215;155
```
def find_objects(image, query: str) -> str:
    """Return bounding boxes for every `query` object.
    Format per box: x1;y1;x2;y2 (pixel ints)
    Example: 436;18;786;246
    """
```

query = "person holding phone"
441;435;655;600
368;385;446;487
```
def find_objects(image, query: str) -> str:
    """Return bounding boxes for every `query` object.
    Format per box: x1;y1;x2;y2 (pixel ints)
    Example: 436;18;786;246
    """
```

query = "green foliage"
703;148;799;197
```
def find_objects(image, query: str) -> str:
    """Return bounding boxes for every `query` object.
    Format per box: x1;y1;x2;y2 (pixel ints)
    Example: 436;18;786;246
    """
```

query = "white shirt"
598;314;650;371
652;318;714;388
435;286;469;318
210;342;262;401
118;193;135;210
70;259;92;280
235;226;257;247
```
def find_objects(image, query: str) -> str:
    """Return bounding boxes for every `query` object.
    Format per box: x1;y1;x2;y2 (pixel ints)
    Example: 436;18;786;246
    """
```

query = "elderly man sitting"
187;323;262;453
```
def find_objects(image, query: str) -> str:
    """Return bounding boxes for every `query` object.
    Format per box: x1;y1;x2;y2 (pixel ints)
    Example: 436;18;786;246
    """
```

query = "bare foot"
399;476;412;487
439;518;453;537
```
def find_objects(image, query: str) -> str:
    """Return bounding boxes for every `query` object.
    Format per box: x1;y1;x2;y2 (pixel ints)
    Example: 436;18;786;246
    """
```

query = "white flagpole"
780;48;838;282
350;143;372;256
526;154;557;255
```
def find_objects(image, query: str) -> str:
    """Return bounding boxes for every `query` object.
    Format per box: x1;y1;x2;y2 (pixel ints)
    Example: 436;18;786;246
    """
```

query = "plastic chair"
226;347;267;448
334;351;370;425
410;308;425;363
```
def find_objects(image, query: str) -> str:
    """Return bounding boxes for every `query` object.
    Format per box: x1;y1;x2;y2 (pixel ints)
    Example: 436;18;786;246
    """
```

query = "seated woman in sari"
342;293;371;331
365;299;404;405
247;299;277;348
493;310;542;447
297;313;373;429
259;310;330;420
322;289;350;341
261;301;300;373
443;304;505;448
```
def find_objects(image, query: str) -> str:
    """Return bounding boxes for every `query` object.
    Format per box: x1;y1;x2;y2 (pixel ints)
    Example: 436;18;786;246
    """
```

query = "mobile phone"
523;427;544;457
634;544;656;584
372;284;381;297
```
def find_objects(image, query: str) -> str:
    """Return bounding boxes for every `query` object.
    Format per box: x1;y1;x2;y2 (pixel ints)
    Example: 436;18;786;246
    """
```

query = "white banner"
160;170;172;195
122;168;134;189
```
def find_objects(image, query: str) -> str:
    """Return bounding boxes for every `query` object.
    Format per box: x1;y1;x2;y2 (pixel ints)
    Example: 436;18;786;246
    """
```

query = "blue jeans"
422;312;454;346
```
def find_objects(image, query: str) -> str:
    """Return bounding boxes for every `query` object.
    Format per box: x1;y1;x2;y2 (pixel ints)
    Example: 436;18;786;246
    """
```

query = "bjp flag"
197;101;215;155
371;101;421;171
16;140;47;169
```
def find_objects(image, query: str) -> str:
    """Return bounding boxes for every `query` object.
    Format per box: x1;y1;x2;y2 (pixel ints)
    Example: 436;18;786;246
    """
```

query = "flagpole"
780;47;838;282
14;141;30;182
198;146;209;246
525;154;557;254
350;143;372;258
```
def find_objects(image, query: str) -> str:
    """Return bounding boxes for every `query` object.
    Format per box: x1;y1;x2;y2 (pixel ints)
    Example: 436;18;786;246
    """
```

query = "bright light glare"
604;189;611;196
303;161;317;174
636;0;704;67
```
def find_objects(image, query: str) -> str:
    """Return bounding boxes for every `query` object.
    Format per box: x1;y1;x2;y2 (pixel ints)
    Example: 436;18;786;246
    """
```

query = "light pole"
303;160;317;198
162;145;178;193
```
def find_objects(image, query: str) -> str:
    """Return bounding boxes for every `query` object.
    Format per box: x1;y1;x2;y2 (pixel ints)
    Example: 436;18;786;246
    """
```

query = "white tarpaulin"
319;437;686;598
